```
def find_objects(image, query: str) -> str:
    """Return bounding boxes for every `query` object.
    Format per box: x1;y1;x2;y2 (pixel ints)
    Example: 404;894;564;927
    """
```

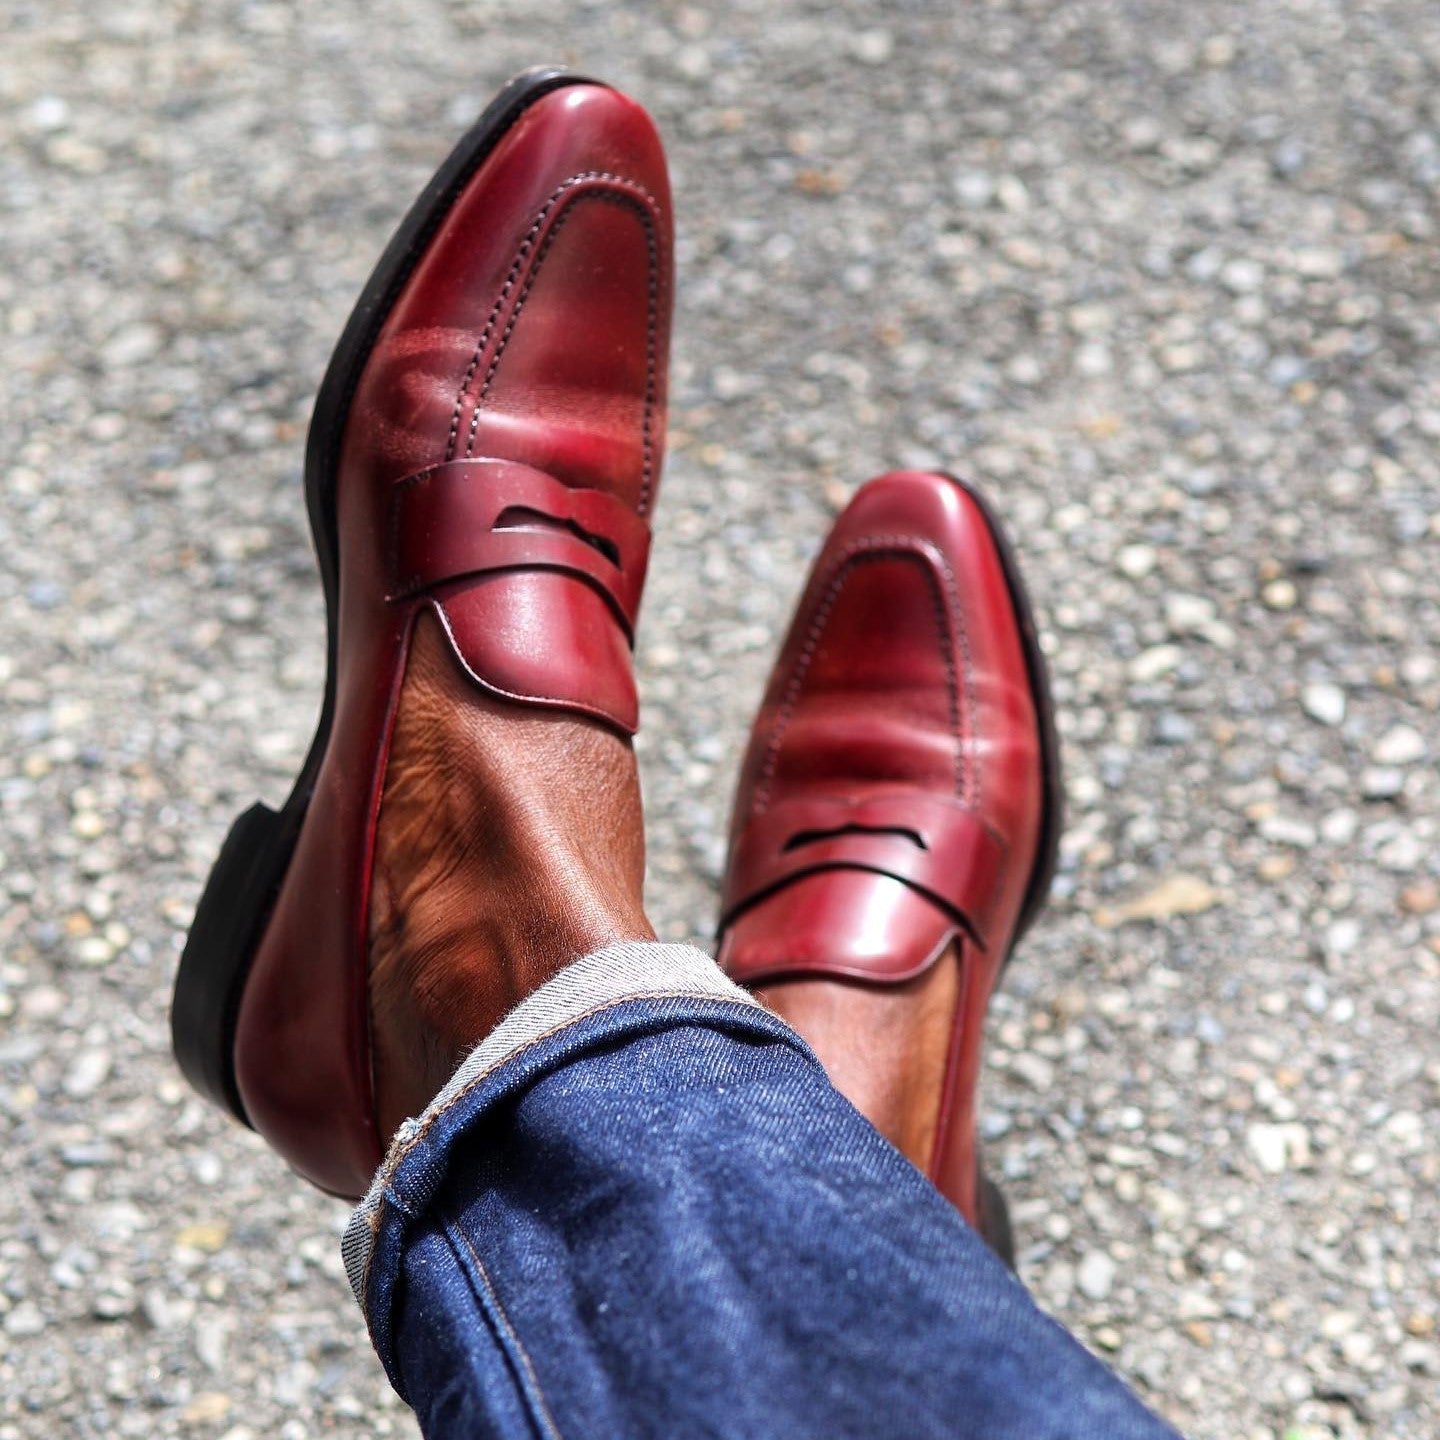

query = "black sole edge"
977;1170;1018;1271
170;67;597;1127
170;802;303;1117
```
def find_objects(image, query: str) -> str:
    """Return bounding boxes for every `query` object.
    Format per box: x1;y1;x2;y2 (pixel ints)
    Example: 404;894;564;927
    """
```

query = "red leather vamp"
458;173;664;511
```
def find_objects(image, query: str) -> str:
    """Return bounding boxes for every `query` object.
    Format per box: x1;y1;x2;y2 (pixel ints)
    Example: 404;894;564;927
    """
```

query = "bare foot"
367;611;655;1138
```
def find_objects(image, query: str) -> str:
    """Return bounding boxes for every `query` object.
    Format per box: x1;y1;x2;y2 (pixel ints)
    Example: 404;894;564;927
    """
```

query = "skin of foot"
368;610;656;1139
756;957;959;1171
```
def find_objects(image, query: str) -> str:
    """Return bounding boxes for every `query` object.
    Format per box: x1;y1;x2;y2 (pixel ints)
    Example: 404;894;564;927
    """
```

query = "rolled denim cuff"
341;941;770;1309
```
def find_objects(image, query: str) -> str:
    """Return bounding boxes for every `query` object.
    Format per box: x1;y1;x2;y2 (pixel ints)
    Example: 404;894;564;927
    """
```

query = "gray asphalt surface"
3;1;1438;1436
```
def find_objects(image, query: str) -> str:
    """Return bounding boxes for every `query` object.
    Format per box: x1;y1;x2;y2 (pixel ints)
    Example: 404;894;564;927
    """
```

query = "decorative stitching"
464;191;660;510
445;171;663;516
462;190;634;444
932;538;981;810
638;196;661;515
445;171;606;461
753;536;975;811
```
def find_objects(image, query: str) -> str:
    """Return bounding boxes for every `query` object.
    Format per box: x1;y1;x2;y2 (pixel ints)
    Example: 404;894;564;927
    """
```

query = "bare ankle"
368;612;654;1134
758;952;959;1169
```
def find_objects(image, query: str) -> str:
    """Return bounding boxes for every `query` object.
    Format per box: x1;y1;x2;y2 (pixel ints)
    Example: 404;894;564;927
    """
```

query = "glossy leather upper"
233;82;672;1197
718;472;1047;1223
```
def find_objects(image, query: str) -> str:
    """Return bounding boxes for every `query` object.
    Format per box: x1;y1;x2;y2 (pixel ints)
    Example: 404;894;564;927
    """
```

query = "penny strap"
389;459;650;639
720;791;1008;951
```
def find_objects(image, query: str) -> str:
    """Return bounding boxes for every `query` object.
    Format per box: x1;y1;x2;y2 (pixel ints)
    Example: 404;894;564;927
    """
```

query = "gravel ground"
2;1;1438;1436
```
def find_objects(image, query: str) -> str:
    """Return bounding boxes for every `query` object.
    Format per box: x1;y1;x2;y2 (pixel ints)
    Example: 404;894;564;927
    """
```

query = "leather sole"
170;66;595;1125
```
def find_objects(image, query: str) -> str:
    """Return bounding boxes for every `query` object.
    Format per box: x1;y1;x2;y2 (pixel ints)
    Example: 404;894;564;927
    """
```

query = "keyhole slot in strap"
492;505;623;568
389;459;651;636
782;822;928;854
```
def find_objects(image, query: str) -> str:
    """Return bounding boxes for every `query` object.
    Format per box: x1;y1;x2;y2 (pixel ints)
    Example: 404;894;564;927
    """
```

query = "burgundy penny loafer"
172;69;673;1198
717;471;1061;1262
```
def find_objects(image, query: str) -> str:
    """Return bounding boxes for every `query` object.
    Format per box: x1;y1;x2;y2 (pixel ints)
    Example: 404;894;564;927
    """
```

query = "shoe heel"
171;801;302;1125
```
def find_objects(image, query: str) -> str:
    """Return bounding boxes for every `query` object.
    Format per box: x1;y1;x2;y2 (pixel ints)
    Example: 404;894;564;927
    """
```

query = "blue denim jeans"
343;943;1181;1439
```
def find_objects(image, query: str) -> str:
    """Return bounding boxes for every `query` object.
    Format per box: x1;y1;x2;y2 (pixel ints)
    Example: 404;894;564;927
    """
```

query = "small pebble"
63;1049;112;1099
1246;1122;1311;1174
1129;645;1185;682
1300;683;1345;727
1262;578;1298;611
1361;767;1405;801
1077;1250;1117;1302
848;29;894;64
3;1303;46;1337
1258;815;1317;848
1117;544;1157;579
1374;724;1426;766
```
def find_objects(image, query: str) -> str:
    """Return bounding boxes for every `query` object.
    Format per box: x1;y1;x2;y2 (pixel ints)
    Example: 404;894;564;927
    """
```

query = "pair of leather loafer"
171;70;1060;1259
